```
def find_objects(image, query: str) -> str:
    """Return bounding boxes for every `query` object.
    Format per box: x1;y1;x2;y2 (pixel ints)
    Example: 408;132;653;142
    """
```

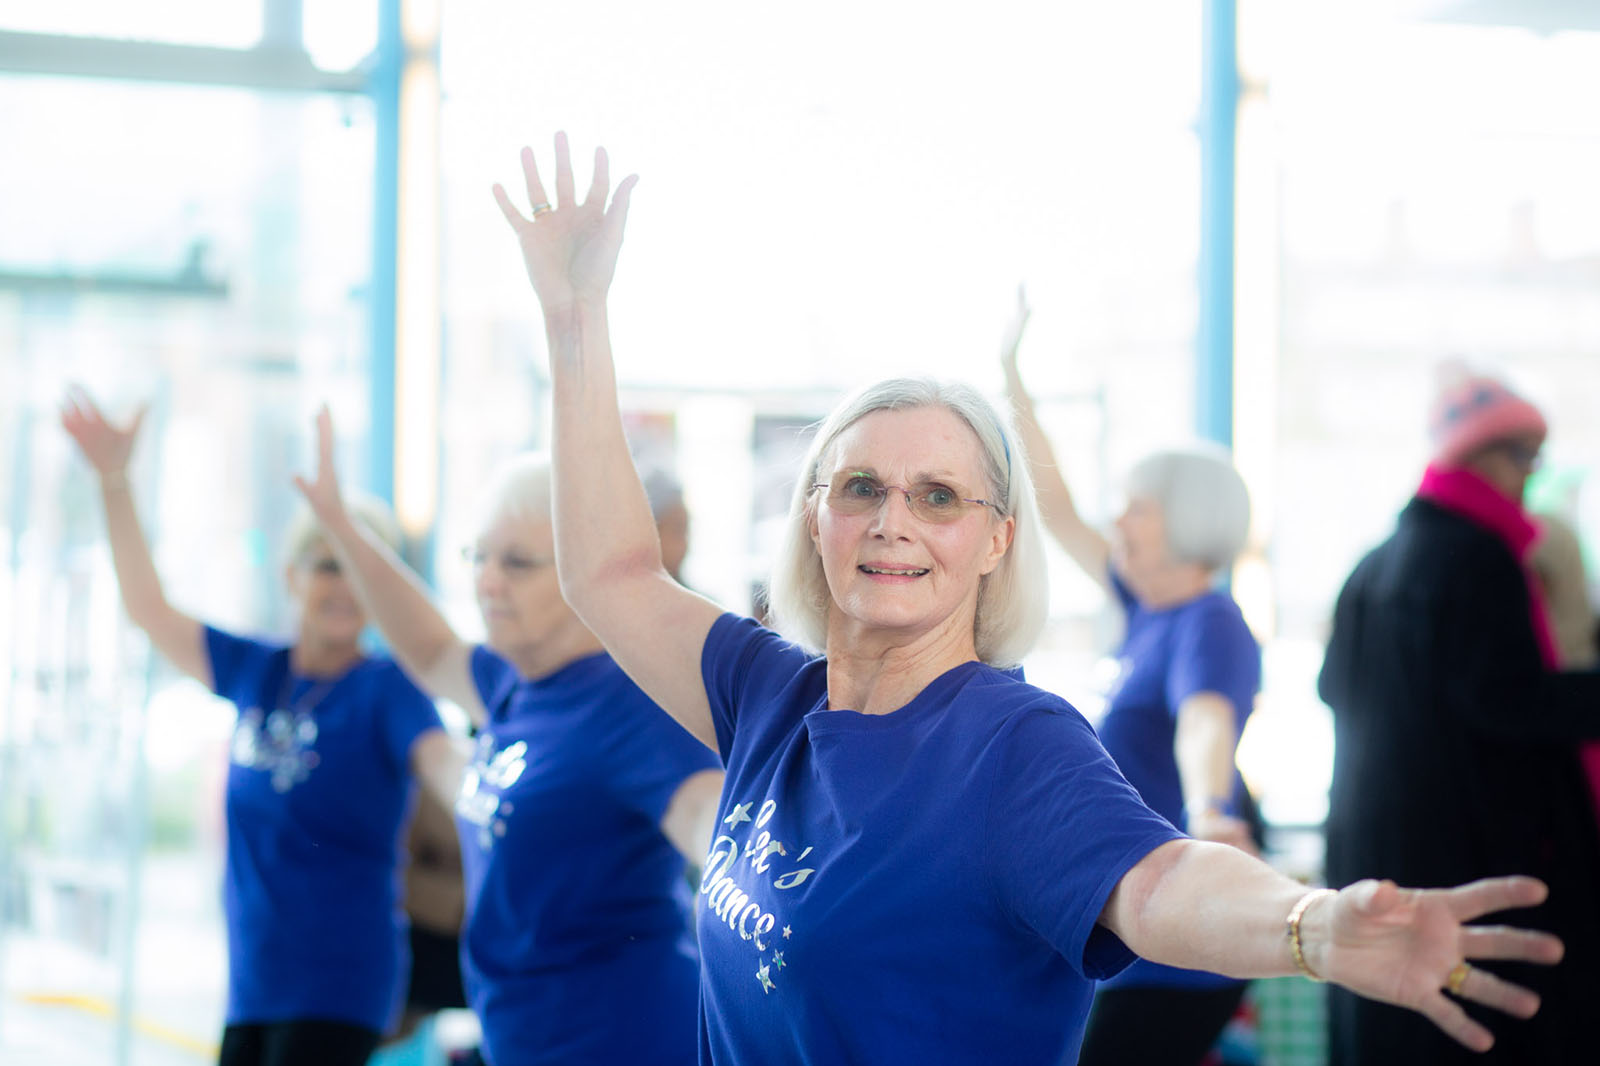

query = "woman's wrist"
1286;887;1337;981
99;469;130;492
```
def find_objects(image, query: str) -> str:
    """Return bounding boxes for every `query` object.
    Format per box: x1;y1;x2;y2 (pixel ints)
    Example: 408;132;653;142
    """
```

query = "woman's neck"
499;619;607;681
291;636;364;678
823;614;978;716
1124;564;1213;610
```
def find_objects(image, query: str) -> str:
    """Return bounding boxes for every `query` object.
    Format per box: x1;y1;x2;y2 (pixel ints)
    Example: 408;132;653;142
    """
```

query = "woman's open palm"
492;131;637;311
61;386;145;477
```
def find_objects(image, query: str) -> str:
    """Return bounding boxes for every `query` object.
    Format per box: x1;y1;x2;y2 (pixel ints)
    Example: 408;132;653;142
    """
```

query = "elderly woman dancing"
492;132;1563;1064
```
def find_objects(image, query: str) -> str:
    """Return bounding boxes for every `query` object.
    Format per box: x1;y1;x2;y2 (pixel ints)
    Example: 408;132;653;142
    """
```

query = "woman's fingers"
603;173;639;244
521;143;550;213
1460;924;1564;966
585;146;609;209
1416;993;1495;1053
1449;964;1541;1019
1445;876;1549;923
492;183;527;230
554;130;575;208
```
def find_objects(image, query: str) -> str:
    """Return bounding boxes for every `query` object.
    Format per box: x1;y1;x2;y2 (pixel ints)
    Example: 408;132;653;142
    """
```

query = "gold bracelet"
1286;887;1336;982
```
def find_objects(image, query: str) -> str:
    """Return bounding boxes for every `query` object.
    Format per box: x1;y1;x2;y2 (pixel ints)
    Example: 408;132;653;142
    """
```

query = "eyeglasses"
301;557;342;577
461;546;550;575
811;471;1001;525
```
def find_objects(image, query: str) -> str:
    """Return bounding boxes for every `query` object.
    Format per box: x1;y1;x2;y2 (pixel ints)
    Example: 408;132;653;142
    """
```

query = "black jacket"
1318;497;1600;1065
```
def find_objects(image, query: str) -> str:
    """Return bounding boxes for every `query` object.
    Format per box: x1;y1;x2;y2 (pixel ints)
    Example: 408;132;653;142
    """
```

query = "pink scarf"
1414;465;1600;815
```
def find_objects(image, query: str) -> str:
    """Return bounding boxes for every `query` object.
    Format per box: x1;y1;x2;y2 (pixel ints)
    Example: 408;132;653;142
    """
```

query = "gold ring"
1445;961;1472;996
530;202;553;218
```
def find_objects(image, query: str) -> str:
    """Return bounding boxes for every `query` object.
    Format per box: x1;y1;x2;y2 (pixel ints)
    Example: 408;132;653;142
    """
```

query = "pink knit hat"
1427;361;1547;469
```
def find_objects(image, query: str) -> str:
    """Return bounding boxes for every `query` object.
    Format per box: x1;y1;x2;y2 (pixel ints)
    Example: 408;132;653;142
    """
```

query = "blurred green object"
1526;464;1596;577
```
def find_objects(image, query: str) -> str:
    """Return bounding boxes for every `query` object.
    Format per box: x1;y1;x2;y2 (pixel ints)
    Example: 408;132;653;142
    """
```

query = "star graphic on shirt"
724;802;753;829
757;963;775;994
772;951;785;969
782;925;792;939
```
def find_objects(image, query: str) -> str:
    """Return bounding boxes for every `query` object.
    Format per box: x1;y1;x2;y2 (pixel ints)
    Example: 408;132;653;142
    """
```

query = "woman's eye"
844;477;880;498
924;487;957;508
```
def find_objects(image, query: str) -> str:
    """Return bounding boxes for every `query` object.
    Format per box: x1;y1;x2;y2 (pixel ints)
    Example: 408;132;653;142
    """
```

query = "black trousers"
219;1019;380;1066
1077;981;1249;1066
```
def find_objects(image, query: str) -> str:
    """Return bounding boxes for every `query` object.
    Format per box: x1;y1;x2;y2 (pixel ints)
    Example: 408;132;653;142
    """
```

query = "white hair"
1122;443;1251;570
765;377;1049;669
471;452;554;536
283;490;401;564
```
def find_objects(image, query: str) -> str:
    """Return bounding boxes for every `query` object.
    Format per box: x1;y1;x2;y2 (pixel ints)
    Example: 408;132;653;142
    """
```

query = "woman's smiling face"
810;406;1013;656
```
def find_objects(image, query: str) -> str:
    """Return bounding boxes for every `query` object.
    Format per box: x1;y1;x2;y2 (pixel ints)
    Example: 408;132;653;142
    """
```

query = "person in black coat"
1318;363;1600;1065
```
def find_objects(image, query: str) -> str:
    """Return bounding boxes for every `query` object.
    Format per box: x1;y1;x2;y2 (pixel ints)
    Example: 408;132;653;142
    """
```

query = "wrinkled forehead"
821;407;990;485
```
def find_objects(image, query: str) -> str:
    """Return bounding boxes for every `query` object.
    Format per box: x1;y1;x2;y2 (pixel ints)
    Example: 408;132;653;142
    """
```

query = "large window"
1;65;379;1066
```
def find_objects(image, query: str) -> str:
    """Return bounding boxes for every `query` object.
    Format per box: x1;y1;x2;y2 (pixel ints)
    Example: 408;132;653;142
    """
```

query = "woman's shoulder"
962;665;1098;737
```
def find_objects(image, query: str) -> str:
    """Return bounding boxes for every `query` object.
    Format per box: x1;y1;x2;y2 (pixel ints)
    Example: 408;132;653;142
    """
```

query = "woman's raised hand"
999;283;1032;381
61;385;146;478
492;131;639;313
1317;875;1562;1052
291;405;349;529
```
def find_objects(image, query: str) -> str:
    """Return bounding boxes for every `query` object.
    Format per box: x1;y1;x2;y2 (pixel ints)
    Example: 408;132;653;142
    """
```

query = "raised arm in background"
999;287;1113;591
492;132;722;750
61;387;208;684
293;408;486;727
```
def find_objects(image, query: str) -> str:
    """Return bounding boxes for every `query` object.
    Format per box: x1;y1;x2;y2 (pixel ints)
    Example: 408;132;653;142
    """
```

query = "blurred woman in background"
61;388;455;1066
294;413;723;1066
1002;292;1263;1065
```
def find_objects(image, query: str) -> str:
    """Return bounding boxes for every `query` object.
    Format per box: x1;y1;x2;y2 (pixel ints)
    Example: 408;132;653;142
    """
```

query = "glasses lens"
908;484;965;523
828;473;884;514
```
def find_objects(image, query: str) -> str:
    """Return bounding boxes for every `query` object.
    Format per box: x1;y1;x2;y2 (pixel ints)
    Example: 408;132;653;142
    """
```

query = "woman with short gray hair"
1003;291;1263;1064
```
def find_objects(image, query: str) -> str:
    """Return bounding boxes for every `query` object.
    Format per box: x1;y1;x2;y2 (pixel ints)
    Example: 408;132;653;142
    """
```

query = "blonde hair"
765;377;1049;669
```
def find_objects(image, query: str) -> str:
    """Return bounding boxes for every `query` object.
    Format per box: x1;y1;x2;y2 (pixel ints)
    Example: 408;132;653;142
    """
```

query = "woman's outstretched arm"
494;132;721;750
61;387;208;684
1102;840;1561;1054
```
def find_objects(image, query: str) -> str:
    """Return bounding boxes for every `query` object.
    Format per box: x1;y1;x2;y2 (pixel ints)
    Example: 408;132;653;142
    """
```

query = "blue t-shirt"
457;646;721;1066
1095;572;1261;990
207;626;443;1031
697;613;1182;1066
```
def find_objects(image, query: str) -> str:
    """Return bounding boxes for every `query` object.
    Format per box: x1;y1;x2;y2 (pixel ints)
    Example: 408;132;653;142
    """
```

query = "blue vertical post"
1198;0;1238;448
368;0;401;506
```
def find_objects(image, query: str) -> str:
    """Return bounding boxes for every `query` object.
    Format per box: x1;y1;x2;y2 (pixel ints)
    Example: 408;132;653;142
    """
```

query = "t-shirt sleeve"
374;661;446;781
608;681;724;824
984;705;1184;981
700;612;815;761
1166;601;1260;724
469;644;520;716
203;625;276;704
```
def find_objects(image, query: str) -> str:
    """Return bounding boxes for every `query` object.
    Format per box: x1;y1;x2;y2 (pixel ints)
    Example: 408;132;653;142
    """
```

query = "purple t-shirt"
457;646;721;1066
1095;572;1261;990
696;613;1182;1065
207;626;442;1031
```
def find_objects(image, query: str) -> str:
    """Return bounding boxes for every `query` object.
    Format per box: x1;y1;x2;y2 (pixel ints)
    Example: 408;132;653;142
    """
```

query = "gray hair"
283;490;402;564
470;452;554;535
1122;444;1251;570
640;464;686;519
765;377;1049;669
